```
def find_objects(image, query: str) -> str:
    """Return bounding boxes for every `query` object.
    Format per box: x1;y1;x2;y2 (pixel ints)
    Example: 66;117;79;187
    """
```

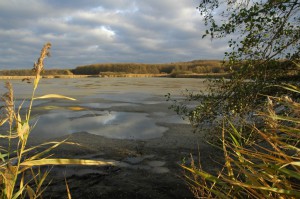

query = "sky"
0;0;229;69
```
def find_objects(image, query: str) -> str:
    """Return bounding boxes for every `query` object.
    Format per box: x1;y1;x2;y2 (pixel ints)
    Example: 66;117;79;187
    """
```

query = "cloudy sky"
0;0;229;69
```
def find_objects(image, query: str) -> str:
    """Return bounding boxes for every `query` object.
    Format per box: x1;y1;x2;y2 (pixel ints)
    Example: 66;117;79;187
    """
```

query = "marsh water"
1;77;208;140
0;77;216;198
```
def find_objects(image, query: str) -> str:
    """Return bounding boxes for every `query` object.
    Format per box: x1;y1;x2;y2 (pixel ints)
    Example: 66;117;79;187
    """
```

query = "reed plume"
32;42;51;89
3;82;15;127
0;43;112;199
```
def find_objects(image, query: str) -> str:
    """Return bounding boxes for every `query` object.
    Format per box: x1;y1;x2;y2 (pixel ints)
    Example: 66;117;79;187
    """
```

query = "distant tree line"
0;69;73;76
70;60;227;75
1;60;297;79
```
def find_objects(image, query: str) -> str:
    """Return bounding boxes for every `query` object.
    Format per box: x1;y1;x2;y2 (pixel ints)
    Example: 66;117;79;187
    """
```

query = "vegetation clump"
182;85;300;198
178;0;300;198
70;60;226;75
0;69;73;76
169;0;300;134
0;43;111;199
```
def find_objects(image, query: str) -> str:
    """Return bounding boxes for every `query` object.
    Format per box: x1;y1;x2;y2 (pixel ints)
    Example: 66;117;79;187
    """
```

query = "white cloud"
0;0;228;69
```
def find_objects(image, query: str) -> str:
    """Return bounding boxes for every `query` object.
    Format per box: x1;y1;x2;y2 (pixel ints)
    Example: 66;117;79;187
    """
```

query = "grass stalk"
182;83;300;198
0;43;113;198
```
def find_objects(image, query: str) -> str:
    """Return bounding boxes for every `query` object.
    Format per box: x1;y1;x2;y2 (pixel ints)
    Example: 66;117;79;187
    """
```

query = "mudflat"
0;78;221;198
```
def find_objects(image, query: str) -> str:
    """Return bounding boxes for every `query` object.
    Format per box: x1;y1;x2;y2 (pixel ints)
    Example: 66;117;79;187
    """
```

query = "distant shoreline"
0;74;167;79
0;73;229;79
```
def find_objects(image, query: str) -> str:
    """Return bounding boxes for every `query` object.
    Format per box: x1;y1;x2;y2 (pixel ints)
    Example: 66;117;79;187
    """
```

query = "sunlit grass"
182;83;300;198
0;43;113;198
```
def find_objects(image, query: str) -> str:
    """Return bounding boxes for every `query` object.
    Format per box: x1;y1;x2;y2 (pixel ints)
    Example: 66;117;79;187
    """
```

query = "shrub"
182;84;300;198
170;70;193;78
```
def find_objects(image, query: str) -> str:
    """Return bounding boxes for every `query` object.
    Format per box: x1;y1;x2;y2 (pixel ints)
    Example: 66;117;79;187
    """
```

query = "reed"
182;82;300;198
0;43;112;199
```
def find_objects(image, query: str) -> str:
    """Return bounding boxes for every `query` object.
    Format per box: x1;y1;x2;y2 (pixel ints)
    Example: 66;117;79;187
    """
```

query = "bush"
182;84;300;198
170;70;193;77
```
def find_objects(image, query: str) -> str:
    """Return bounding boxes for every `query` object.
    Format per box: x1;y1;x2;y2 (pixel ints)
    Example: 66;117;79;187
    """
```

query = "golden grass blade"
268;114;300;124
223;178;300;197
20;159;114;166
181;165;226;185
33;76;40;90
231;161;271;191
12;185;27;199
34;168;52;198
0;134;18;139
19;172;25;198
188;176;229;199
33;94;76;101
0;118;8;126
279;84;300;94
26;185;35;199
281;161;300;168
227;120;242;146
222;127;235;180
27;139;69;161
4;165;18;199
276;166;300;180
65;177;72;199
23;140;80;154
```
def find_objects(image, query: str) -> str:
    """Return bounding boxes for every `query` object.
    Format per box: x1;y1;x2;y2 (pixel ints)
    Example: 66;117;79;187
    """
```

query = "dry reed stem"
32;42;51;90
2;82;15;127
33;42;51;77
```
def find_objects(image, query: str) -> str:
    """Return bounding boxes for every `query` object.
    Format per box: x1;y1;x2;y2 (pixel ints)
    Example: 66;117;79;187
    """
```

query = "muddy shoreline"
33;126;220;199
0;72;229;80
0;78;221;198
26;103;221;199
0;74;169;79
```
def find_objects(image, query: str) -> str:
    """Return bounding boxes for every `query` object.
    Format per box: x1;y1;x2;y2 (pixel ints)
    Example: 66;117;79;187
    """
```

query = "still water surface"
0;78;208;140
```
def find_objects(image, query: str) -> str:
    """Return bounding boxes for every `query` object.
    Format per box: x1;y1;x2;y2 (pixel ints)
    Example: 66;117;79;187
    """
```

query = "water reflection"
31;110;168;140
81;102;138;109
86;92;163;104
3;78;205;141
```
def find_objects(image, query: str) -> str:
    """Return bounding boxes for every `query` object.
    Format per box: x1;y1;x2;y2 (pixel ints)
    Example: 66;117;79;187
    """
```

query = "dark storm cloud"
0;0;228;69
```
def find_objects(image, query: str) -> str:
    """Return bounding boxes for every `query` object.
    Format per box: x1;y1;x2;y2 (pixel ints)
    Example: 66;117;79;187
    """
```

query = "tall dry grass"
0;43;112;199
182;83;300;198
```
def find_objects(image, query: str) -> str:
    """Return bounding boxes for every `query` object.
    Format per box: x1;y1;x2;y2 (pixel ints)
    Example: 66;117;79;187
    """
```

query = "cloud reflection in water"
31;110;168;140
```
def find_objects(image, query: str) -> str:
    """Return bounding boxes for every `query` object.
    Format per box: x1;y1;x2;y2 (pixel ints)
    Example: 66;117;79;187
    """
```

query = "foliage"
200;0;299;61
170;70;193;78
169;0;300;131
0;69;73;76
70;60;226;75
182;85;300;198
179;2;300;196
0;43;112;199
